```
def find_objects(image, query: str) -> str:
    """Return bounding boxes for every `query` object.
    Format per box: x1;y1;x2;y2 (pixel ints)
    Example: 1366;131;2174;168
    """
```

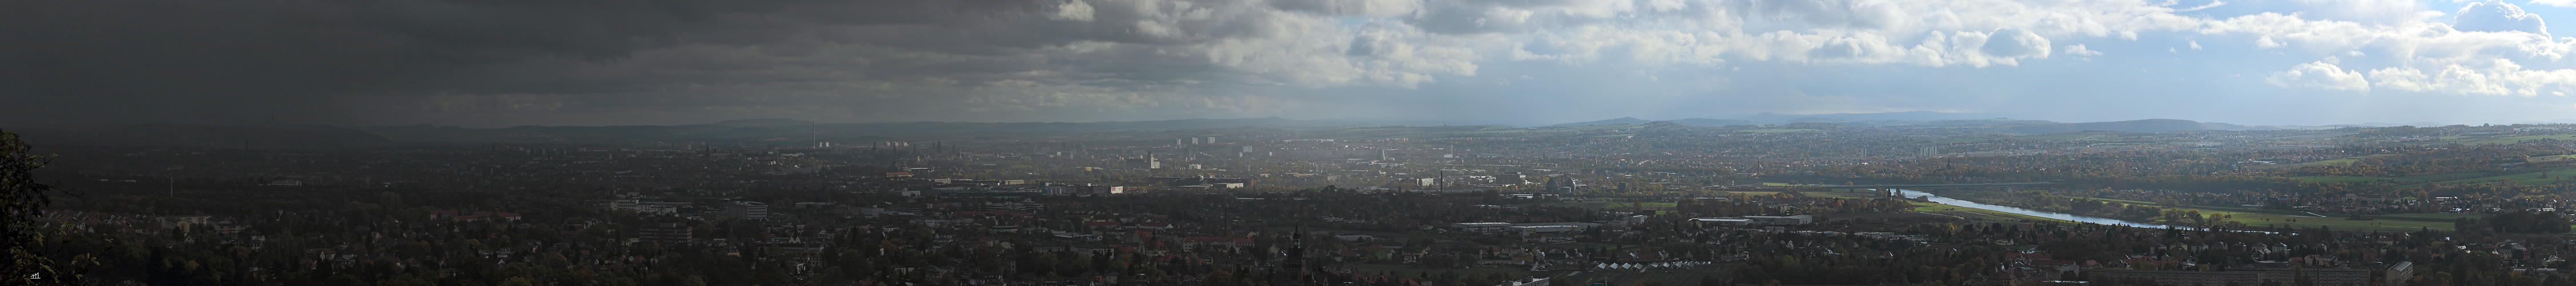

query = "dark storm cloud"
0;0;778;125
0;0;1164;126
0;0;1447;127
13;0;2571;128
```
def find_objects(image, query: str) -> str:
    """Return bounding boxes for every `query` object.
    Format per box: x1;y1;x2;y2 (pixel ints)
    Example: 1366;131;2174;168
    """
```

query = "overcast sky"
10;0;2576;127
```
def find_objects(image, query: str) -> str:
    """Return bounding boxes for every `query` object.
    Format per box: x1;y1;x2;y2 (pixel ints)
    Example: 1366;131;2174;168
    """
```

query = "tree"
3;130;94;286
2292;264;2313;286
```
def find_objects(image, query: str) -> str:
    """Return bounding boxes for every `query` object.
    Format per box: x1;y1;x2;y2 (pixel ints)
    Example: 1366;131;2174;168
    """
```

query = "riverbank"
1897;190;2179;228
1908;204;2078;224
2067;197;2461;231
1938;192;2460;231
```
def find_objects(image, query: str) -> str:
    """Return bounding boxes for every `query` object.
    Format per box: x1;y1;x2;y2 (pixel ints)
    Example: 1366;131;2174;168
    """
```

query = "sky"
10;0;2576;128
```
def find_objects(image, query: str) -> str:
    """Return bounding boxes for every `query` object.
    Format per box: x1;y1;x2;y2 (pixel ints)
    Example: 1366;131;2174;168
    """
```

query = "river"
1896;189;2181;228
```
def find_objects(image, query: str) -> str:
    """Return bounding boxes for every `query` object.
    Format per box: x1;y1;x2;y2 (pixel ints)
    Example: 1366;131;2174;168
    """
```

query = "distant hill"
2198;122;2269;130
2007;119;2209;134
2349;122;2453;127
1666;118;1755;126
689;118;818;128
2199;122;2352;131
1737;111;2002;124
1552;117;1754;127
1548;117;1655;127
1895;119;2060;126
14;124;398;148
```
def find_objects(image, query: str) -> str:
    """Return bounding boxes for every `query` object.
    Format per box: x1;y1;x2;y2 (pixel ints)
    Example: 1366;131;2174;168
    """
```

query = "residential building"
726;201;769;220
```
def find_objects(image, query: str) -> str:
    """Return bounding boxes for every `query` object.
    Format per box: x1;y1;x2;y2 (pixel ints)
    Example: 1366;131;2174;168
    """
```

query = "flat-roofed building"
1690;218;1754;227
1451;222;1513;232
635;223;693;244
1510;225;1581;235
725;201;769;220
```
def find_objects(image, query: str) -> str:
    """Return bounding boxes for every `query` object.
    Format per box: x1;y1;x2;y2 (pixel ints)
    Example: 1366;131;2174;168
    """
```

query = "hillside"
1667;118;1755;126
2006;119;2209;134
15;124;398;148
1547;117;1655;127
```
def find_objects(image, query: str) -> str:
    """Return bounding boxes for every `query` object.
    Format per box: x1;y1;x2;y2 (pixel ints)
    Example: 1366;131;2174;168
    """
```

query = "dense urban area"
11;118;2576;286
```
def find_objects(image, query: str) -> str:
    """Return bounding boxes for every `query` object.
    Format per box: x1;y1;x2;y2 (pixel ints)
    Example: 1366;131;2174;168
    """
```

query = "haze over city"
14;0;2576;127
31;1;2576;286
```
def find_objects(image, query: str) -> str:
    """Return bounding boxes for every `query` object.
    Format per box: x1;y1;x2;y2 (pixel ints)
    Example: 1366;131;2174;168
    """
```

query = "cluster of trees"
2068;176;2301;195
1670;196;1916;217
2286;145;2573;177
2455;210;2571;235
1720;227;2000;285
1673;198;1778;217
1735;252;1992;285
1813;198;1919;214
4;129;96;285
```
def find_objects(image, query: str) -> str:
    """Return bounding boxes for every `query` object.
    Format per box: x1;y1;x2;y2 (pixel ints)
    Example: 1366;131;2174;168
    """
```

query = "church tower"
1284;226;1310;283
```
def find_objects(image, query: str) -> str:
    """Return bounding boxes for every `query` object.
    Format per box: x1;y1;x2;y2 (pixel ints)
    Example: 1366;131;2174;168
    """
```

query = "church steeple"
1285;225;1309;283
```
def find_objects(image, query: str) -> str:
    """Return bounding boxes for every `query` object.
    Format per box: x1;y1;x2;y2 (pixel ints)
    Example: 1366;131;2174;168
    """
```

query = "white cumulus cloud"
2370;59;2576;96
2455;0;2549;35
2063;44;2102;56
2269;61;2372;92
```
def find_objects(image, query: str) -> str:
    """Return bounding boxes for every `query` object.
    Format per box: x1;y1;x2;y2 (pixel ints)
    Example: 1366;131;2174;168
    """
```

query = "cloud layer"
6;0;2576;126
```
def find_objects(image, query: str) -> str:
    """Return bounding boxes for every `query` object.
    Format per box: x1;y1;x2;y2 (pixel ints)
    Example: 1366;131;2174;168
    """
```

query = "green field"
2068;197;2462;230
2291;172;2497;184
2373;213;2488;220
1720;186;1886;198
1794;190;1883;198
2289;176;2397;184
2181;207;2457;231
2533;154;2576;163
2292;154;2397;166
2292;166;2576;186
2434;134;2576;145
2416;166;2576;186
